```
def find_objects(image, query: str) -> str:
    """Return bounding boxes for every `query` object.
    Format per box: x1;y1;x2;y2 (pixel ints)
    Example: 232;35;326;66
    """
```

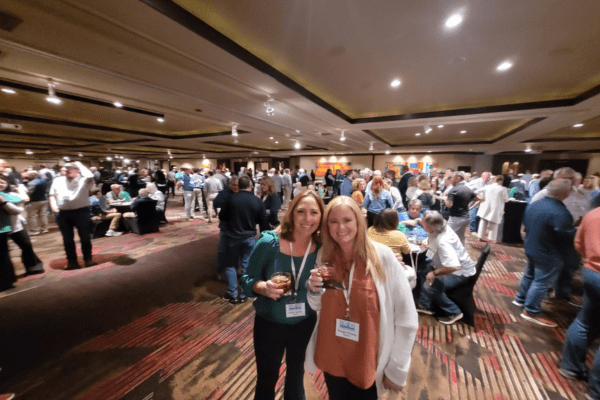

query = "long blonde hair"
320;196;385;282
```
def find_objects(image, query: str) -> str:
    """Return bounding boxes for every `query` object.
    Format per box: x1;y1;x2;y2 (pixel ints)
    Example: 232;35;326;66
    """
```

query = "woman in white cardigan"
304;196;418;399
476;175;509;242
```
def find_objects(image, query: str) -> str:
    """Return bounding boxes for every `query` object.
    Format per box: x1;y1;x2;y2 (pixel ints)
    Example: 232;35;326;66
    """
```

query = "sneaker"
106;230;123;237
512;300;524;308
438;313;464;325
558;367;587;381
415;303;434;315
41;229;50;234
520;310;557;327
29;231;40;236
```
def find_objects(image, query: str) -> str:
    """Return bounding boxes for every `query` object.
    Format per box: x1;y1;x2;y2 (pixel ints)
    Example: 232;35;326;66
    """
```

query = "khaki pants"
27;200;49;232
283;186;292;210
92;213;121;231
204;192;219;222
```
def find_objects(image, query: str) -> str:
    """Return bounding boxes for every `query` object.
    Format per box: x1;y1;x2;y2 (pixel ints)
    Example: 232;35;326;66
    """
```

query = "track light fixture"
46;79;61;105
232;124;238;136
369;142;374;151
264;98;275;116
294;141;301;149
340;130;346;141
424;125;432;134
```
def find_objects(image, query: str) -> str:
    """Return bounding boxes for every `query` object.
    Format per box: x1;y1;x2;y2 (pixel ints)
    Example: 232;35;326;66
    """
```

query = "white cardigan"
305;241;419;396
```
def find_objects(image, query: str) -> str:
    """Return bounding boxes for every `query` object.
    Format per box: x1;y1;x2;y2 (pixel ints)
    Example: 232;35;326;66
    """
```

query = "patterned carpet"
0;195;592;400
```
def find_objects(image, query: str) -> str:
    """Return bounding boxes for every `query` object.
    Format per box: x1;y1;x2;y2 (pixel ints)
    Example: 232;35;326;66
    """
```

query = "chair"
124;199;159;235
445;242;491;325
90;218;111;239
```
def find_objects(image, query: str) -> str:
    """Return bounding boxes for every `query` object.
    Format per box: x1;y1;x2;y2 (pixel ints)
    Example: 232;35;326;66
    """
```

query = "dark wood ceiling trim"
0;79;164;118
139;0;351;123
0;130;151;145
527;137;600;143
365;118;545;147
0;112;240;140
307;151;483;156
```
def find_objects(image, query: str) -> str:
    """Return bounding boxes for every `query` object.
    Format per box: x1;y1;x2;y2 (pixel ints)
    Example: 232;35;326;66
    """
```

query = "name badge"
285;302;306;318
335;318;360;342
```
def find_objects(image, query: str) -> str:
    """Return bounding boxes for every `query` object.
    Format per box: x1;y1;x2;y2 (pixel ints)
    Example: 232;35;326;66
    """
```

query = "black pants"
253;314;316;400
323;373;377;400
0;233;16;291
56;207;92;262
366;211;378;228
167;181;175;197
9;230;44;275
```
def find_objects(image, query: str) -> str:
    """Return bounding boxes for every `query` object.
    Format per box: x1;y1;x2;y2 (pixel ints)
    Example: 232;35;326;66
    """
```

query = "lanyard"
289;240;312;298
341;262;356;320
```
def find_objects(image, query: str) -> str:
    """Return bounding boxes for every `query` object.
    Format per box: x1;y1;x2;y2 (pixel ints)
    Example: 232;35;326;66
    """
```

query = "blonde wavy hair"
320;196;386;282
259;176;277;196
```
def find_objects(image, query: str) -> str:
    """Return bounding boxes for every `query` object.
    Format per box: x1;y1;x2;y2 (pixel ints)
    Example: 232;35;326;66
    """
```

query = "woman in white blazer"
304;196;418;399
476;175;510;242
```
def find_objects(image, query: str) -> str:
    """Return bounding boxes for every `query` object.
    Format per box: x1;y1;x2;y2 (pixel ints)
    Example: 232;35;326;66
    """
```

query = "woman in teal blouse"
241;189;325;400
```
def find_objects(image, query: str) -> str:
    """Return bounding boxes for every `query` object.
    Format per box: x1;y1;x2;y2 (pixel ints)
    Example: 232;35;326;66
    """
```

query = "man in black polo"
397;165;415;209
445;171;482;246
219;176;269;304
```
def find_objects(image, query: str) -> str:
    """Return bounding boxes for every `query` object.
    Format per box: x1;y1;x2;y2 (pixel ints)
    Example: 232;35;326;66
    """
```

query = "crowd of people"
3;157;600;399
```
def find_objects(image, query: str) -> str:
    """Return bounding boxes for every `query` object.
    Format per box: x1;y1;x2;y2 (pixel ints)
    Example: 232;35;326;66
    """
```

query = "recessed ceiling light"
295;130;300;133
415;133;421;136
428;151;432;153
460;130;467;134
496;61;513;72
524;148;532;153
437;125;444;128
390;79;401;88
1;88;16;94
424;125;432;134
573;123;584;128
445;13;463;29
294;141;301;149
275;141;279;144
25;150;33;155
157;117;164;123
113;102;123;108
106;157;112;161
269;137;273;140
385;150;390;155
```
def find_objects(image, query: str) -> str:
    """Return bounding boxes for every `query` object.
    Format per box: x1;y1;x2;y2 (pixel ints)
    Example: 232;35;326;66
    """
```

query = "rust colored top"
352;190;364;206
575;207;600;273
314;259;380;389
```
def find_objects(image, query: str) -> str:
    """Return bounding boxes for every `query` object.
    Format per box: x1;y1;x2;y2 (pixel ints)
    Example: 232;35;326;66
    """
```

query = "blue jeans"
418;265;469;316
56;207;92;262
221;235;256;298
554;246;581;300
561;268;600;398
515;254;561;315
469;206;480;233
253;314;316;400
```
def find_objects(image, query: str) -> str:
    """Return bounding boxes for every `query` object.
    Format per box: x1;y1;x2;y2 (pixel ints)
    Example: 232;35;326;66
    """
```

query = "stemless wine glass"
318;262;338;289
270;271;292;296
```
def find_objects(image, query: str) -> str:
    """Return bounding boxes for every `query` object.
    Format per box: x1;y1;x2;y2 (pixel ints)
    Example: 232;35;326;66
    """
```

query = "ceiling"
1;0;600;163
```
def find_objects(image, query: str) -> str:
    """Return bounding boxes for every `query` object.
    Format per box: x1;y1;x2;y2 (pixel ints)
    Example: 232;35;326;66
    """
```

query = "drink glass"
270;272;292;297
318;263;338;289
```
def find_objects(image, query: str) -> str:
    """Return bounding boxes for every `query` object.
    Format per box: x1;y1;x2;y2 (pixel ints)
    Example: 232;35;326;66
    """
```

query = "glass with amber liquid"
318;263;341;290
271;272;292;297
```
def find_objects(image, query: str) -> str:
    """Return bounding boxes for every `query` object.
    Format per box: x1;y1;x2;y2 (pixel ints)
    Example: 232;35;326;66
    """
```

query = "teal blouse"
0;193;22;234
241;230;319;324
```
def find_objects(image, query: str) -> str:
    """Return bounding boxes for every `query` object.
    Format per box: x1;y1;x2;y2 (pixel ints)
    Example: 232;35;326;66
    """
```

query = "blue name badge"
335;318;360;342
286;302;306;318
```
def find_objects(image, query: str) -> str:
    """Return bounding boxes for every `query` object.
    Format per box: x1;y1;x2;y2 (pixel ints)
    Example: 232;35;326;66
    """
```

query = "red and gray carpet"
0;196;590;399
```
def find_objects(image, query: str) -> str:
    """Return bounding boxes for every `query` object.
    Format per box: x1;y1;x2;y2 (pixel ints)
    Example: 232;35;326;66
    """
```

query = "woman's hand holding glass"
307;269;323;293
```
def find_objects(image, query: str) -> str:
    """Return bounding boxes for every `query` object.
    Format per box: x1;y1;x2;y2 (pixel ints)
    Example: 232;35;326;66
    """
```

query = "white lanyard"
341;262;356;320
289;240;312;296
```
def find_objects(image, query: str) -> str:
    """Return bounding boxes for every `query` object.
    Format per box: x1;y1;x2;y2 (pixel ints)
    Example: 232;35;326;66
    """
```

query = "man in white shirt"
49;162;95;270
